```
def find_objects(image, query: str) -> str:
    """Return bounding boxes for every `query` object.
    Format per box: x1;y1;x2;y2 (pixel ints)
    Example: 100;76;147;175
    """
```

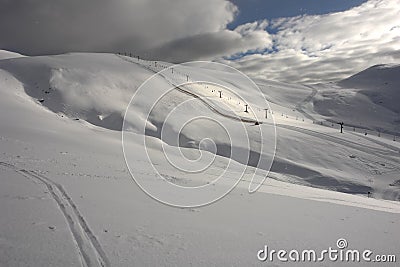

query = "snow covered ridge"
0;49;25;60
0;53;153;131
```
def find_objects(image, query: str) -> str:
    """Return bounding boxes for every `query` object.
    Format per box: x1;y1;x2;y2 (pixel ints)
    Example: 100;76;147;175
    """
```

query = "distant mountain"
338;64;400;114
307;64;400;134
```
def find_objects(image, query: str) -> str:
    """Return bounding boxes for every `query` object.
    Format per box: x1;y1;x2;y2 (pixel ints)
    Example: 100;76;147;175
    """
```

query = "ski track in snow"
294;84;318;121
0;161;110;267
349;131;400;152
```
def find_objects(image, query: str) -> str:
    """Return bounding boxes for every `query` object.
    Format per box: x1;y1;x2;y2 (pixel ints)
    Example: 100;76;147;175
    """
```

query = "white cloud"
150;20;272;62
224;0;400;83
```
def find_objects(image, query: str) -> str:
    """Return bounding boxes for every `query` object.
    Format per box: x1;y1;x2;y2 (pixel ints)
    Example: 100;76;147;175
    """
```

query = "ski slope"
0;52;399;266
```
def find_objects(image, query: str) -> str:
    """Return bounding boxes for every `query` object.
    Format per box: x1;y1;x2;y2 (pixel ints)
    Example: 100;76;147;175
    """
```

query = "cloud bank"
0;0;399;83
0;0;238;55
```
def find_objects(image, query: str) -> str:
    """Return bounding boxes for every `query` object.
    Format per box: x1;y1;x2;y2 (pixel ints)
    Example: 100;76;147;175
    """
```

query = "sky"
0;0;399;83
228;0;368;29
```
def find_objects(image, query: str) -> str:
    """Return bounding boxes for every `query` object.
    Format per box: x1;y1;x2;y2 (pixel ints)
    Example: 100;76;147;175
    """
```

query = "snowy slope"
339;64;400;114
310;65;400;134
254;64;400;135
0;49;24;60
0;52;399;266
0;53;155;131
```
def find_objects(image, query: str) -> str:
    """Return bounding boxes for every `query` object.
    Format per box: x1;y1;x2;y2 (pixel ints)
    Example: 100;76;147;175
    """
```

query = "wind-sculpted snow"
0;53;153;131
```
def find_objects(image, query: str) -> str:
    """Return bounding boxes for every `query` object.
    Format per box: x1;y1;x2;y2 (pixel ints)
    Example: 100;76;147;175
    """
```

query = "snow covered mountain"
339;64;400;114
307;64;400;134
0;52;399;266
